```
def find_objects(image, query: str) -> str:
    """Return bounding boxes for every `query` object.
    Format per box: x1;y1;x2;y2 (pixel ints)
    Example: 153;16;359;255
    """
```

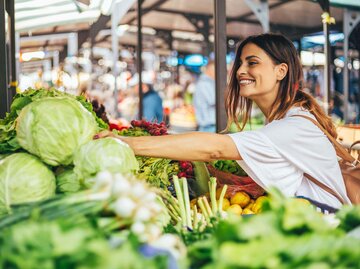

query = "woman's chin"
239;90;253;98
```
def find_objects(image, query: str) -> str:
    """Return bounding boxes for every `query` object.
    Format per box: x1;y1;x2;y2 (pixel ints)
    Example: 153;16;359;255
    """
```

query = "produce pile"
0;172;184;269
187;189;360;269
1;88;360;269
211;159;247;177
113;120;208;199
0;88;138;215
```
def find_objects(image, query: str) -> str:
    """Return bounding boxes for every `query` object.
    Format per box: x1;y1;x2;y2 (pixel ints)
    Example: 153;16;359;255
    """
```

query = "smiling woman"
96;33;352;210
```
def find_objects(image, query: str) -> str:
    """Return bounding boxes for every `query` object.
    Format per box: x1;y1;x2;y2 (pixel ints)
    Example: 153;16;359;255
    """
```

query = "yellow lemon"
245;199;255;210
242;208;255;215
226;204;242;215
230;191;250;207
255;196;268;204
252;196;268;213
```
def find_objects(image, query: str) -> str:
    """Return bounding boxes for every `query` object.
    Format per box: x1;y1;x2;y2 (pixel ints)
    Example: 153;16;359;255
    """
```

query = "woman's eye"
248;62;257;66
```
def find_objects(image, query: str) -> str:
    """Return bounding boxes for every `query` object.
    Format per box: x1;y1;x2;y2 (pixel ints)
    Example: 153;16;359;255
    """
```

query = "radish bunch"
130;120;168;136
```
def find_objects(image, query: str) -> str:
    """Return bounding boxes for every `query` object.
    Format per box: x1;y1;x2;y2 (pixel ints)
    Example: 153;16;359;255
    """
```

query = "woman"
96;33;351;210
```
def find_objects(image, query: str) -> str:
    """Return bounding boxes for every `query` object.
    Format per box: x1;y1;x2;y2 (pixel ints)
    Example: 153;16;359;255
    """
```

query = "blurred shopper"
330;93;343;121
129;72;163;122
97;33;351;210
193;60;216;132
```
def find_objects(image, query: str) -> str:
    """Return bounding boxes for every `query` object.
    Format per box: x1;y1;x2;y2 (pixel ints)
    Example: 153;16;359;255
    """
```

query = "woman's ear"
276;63;288;81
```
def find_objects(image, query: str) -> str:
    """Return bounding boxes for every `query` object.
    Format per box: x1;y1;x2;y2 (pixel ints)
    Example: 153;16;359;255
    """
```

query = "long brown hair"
226;33;337;138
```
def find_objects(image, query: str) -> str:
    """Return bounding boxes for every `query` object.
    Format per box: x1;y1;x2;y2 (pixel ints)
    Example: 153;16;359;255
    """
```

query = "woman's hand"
93;130;117;140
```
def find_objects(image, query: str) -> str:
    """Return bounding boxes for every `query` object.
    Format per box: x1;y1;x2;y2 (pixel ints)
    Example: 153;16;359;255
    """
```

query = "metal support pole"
343;9;360;123
137;0;143;119
6;0;15;103
323;20;331;114
0;0;8;118
203;18;210;57
67;32;78;57
111;7;119;118
111;0;135;118
214;0;227;132
15;32;19;80
244;0;269;33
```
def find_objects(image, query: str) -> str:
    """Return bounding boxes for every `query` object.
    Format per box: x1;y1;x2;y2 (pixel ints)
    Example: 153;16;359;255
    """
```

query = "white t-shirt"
228;107;351;208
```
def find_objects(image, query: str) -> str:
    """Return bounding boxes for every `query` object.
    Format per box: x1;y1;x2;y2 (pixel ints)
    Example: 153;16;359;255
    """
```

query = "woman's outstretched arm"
95;131;242;162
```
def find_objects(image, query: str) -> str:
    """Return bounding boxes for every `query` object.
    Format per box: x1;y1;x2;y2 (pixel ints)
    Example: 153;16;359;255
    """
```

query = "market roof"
17;0;360;55
15;0;100;32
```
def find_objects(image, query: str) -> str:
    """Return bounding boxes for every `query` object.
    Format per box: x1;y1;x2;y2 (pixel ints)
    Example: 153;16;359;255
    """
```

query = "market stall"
1;1;360;268
0;88;359;268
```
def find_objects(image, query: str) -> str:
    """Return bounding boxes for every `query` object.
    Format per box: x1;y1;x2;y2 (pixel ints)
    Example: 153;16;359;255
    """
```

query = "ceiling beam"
77;14;110;49
228;0;293;22
126;0;169;24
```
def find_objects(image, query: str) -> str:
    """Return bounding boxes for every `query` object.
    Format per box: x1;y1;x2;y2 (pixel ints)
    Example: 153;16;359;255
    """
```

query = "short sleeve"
228;130;303;196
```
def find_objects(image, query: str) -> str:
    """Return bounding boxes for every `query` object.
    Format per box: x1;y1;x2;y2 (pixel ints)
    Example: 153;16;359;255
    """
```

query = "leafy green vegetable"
212;160;247;176
136;157;178;188
0;153;55;214
187;189;360;268
0;218;169;269
0;88;108;154
16;96;98;166
336;205;360;232
73;137;139;181
56;167;81;193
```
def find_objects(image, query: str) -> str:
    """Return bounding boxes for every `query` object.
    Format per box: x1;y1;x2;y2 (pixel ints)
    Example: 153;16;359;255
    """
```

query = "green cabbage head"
0;153;55;213
16;97;98;166
56;167;81;193
74;137;139;180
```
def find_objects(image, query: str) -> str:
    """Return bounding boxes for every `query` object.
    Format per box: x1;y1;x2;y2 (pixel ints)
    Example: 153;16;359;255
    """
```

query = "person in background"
193;60;216;132
128;71;163;122
96;33;351;211
330;92;343;121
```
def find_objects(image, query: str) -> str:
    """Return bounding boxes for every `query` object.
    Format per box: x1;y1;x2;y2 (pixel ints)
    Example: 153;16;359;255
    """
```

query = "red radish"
179;161;189;169
186;166;193;175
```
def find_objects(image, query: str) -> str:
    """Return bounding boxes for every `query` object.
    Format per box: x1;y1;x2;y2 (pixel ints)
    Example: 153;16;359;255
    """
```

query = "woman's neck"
252;83;280;119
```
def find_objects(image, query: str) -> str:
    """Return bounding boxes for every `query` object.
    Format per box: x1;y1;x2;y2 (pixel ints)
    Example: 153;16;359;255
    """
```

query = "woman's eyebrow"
245;55;261;60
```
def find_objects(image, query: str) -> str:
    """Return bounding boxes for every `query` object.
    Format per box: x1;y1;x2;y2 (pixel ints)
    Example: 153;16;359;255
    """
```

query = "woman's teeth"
239;80;255;85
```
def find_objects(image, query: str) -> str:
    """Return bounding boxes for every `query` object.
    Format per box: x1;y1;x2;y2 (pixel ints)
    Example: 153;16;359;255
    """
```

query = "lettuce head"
73;137;139;181
16;97;98;166
0;153;56;213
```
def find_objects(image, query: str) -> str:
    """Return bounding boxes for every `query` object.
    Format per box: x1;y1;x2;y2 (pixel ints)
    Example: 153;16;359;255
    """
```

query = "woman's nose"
236;65;247;77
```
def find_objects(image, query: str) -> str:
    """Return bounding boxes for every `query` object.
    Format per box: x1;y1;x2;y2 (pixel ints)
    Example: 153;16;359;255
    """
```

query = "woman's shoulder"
260;107;322;141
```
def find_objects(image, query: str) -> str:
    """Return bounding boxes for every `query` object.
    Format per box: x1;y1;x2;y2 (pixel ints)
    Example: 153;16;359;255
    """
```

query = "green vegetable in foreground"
56;167;81;193
73;137;139;181
0;153;55;214
16;97;98;166
0;88;108;154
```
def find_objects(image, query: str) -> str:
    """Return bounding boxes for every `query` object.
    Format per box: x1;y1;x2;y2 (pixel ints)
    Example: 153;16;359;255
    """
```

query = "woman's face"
236;43;286;101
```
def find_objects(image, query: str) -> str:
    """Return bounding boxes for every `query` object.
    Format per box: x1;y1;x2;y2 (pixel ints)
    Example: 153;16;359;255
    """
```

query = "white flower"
143;192;157;202
131;182;147;198
92;171;113;191
131;221;146;235
134;207;152;222
150;234;187;260
112;174;131;196
147;224;162;241
113;197;136;218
